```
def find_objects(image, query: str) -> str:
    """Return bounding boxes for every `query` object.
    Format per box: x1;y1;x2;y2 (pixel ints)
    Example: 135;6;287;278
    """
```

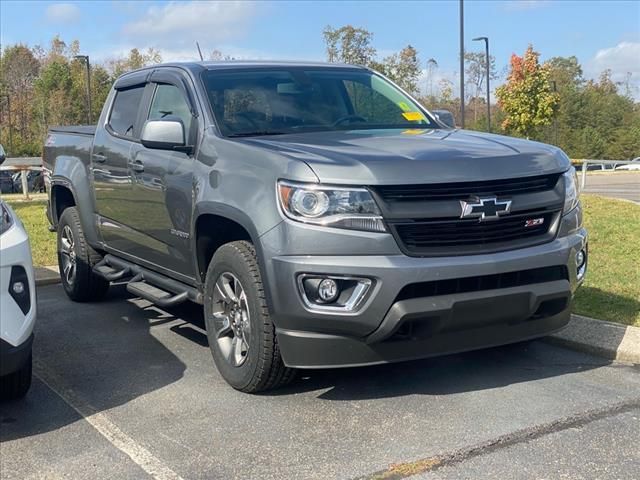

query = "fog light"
318;278;339;303
12;281;25;295
576;248;587;282
298;274;373;313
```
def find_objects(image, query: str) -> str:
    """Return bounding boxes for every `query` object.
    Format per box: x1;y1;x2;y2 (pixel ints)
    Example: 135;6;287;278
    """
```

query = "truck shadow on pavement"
1;286;619;443
275;341;615;401
153;296;618;402
0;285;188;442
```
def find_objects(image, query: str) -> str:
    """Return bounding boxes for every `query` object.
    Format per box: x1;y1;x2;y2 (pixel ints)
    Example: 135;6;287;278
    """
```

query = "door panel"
127;82;196;277
93;84;150;254
128;146;194;276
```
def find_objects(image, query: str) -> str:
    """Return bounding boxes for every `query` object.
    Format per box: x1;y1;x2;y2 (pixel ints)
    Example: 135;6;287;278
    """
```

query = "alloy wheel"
59;225;77;285
211;272;251;367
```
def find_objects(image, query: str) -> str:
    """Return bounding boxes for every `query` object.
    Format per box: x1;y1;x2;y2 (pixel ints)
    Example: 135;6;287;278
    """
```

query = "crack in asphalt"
355;398;640;480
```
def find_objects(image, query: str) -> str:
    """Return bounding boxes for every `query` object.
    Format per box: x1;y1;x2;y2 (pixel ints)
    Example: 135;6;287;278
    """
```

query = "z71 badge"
524;218;545;228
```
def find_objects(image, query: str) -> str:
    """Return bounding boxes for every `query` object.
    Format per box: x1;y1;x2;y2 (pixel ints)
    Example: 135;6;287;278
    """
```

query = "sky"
1;0;639;98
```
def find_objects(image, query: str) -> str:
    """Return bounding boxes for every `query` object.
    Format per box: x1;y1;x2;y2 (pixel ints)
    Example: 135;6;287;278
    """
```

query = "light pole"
459;0;465;128
472;36;491;132
74;55;92;124
1;94;13;154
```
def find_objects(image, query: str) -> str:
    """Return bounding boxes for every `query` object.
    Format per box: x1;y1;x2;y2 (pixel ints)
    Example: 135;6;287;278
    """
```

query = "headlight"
562;169;580;214
0;202;14;235
277;181;386;232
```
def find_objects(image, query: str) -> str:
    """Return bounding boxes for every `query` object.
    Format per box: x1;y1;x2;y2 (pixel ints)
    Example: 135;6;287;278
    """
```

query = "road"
1;285;639;479
582;172;640;203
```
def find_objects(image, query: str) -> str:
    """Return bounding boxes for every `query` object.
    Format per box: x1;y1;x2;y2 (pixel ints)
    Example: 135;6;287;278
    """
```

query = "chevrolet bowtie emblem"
460;196;512;221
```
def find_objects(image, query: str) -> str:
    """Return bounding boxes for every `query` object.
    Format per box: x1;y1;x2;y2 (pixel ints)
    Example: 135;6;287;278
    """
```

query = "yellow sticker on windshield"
397;101;411;112
402;111;425;121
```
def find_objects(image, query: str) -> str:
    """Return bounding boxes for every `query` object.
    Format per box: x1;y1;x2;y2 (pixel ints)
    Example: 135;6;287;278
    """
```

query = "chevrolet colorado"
44;61;587;392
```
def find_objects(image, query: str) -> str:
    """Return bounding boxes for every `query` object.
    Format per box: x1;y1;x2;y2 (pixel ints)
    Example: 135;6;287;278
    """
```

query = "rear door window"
109;86;145;138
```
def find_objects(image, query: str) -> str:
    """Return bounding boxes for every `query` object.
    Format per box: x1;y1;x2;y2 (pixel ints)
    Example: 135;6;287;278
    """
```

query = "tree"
439;78;454;103
495;45;558;138
108;47;162;78
378;45;421;95
464;51;498;123
547;56;583;89
426;58;438;99
322;25;376;67
209;49;234;61
0;45;40;154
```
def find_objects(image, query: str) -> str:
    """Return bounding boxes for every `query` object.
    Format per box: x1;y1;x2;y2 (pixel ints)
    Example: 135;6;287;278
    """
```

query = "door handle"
129;160;145;172
92;153;107;163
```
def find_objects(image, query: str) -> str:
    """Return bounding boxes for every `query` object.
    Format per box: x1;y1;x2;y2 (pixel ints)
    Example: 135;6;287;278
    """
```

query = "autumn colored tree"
377;45;421;95
0;44;40;154
322;25;377;67
495;45;558;138
0;37;163;156
107;47;162;78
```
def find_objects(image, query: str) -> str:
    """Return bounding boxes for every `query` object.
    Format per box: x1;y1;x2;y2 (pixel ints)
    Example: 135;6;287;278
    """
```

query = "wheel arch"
50;182;76;224
193;203;275;309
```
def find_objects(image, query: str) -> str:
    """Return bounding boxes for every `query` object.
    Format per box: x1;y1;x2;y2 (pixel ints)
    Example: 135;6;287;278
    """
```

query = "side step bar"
93;254;202;307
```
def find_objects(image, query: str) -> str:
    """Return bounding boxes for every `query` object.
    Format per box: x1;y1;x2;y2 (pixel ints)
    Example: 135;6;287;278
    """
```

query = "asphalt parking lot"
581;172;640;203
1;285;639;480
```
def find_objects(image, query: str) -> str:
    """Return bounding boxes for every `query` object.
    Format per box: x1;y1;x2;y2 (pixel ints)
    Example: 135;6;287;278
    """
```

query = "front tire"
1;354;32;400
204;241;295;393
57;207;109;302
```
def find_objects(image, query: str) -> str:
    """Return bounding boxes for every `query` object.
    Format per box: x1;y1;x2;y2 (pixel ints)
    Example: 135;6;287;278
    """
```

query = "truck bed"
48;125;96;136
43;126;96;174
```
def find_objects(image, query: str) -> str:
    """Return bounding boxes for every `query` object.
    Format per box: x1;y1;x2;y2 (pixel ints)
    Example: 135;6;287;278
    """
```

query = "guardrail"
576;159;638;190
0;157;43;200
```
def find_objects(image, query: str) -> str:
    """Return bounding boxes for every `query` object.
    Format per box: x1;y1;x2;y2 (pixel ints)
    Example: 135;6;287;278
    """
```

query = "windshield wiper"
227;131;287;138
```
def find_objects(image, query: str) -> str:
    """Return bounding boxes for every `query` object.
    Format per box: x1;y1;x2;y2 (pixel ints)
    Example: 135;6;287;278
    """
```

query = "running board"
93;254;202;306
94;258;131;281
127;277;189;308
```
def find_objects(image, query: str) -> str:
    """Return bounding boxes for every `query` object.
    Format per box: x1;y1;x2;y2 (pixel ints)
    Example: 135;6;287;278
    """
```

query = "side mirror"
432;109;456;129
0;145;5;165
140;119;187;151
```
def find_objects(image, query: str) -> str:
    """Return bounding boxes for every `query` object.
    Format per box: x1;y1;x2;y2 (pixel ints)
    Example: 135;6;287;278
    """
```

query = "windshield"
202;67;438;137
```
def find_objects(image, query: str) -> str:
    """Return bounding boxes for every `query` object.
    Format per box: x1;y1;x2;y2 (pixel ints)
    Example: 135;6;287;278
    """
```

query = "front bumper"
261;212;587;368
0;212;37;352
0;334;33;376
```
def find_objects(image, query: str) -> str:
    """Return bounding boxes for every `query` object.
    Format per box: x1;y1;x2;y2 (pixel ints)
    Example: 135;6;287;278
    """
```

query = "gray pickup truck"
44;61;587;392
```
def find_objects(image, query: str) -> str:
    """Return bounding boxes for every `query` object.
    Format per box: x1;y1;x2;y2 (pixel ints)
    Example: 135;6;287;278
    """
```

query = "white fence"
0;157;43;199
577;159;638;189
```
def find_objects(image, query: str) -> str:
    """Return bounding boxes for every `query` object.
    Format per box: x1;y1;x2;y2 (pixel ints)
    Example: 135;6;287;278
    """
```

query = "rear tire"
204;241;296;393
57;207;109;302
1;354;32;400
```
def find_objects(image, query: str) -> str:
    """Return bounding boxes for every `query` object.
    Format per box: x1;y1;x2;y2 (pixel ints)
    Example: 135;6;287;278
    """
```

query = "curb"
35;265;61;286
546;314;640;364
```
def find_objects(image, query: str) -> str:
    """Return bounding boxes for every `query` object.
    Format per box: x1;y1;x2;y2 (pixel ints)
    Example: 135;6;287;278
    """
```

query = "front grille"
374;173;561;202
371;173;564;256
392;209;558;255
396;265;569;301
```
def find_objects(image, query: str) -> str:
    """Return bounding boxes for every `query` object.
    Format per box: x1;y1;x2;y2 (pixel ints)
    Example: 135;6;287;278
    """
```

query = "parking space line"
34;362;184;480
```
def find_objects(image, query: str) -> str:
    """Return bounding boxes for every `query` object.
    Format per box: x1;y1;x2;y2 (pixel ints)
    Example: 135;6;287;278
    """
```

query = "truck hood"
238;129;570;184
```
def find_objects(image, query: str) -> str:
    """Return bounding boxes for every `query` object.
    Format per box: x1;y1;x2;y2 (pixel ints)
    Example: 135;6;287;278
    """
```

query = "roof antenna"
196;41;204;61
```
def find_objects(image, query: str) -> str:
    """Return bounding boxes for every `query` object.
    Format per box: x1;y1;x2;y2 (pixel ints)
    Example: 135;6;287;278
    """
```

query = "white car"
0;200;36;399
615;157;640;171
